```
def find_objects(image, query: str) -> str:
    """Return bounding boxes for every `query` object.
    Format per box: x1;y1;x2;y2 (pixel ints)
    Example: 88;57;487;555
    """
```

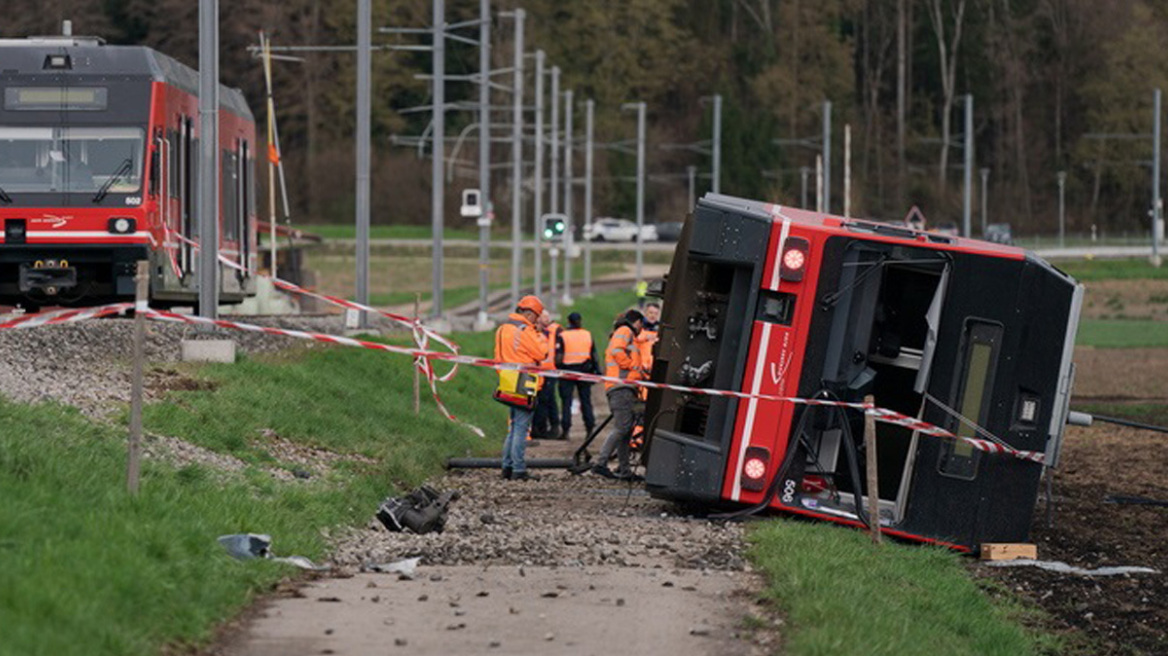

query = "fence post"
864;394;881;544
414;293;421;415
127;259;149;495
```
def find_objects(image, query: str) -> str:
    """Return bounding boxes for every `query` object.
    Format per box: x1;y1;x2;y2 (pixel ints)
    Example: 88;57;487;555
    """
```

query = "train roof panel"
0;36;252;120
699;192;1027;260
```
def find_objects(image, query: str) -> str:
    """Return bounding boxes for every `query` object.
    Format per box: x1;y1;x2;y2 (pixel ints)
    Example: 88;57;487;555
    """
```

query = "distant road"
324;238;1157;259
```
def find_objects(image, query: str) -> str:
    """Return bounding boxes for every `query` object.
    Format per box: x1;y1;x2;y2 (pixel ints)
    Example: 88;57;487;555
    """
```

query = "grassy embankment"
0;290;637;656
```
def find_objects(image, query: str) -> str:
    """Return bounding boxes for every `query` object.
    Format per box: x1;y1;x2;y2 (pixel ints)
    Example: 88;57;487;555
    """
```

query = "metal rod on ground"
429;0;444;319
127;260;149;495
476;0;491;329
197;0;219;318
584;98;594;296
963;93;973;238
822;100;831;214
1058;171;1067;248
864;394;880;544
509;10;525;307
533;50;545;299
562;89;573;306
414;292;421;414
712;93;722;194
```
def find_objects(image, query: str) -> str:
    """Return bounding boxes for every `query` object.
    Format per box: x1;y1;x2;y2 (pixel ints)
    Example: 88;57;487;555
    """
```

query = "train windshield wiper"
0;184;11;203
92;158;133;203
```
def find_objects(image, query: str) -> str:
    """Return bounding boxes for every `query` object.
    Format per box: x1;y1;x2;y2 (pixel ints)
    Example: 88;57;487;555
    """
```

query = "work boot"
501;467;512;480
512;471;540;481
590;465;617;479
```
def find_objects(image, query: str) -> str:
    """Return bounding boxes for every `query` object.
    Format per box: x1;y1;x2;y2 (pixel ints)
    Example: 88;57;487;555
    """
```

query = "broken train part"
376;486;460;535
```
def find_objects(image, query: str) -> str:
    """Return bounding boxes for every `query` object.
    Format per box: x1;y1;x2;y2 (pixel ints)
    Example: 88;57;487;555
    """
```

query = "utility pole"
712;94;722;194
822;100;832;214
1058;171;1067;248
816;155;823;212
583;98;594;296
1154;88;1162;267
687;165;697;211
429;0;444;318
475;0;490;329
562;89;574;306
550;66;560;215
800;166;810;209
844;123;851;219
623;102;647;285
963;94;973;239
533;50;545;298
197;0;219;318
980;167;989;236
508;9;525;306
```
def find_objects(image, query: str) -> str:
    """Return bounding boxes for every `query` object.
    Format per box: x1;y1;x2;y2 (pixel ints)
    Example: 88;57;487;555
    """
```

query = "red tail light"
741;446;770;492
780;237;810;281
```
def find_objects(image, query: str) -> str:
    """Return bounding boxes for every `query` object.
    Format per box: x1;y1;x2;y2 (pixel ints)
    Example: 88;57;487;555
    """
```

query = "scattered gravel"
330;466;749;573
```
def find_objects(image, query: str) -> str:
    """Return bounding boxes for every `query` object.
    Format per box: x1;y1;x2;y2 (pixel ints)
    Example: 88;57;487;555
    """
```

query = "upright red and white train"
0;34;256;311
644;193;1084;552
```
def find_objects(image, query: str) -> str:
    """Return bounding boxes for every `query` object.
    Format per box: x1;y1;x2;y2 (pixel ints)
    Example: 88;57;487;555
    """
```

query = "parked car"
932;221;959;237
984;223;1014;245
585;218;646;242
654;221;684;242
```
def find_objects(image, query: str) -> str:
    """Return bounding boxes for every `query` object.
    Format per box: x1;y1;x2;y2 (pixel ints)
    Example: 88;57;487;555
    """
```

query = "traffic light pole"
508;9;525;308
532;50;545;298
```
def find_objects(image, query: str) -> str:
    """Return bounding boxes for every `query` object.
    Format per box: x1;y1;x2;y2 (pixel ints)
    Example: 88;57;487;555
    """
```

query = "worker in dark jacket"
591;309;645;481
555;312;598;439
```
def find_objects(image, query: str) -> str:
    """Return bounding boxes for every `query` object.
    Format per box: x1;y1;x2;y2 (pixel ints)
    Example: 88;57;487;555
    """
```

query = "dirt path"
217;439;776;656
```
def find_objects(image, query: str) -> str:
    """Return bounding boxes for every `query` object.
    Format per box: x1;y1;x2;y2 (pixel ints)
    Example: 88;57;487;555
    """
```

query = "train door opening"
794;241;949;525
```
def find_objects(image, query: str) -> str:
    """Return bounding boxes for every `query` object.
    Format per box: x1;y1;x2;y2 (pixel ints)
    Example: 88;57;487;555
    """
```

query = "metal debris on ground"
376;485;460;534
984;559;1159;577
364;556;422;578
217;533;329;570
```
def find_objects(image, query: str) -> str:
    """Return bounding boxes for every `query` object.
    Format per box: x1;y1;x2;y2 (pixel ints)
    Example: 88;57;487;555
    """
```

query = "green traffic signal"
543;217;566;240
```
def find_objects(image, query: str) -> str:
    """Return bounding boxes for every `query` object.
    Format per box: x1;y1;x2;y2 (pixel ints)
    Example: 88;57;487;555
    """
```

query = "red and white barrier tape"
0;303;133;330
137;308;1047;465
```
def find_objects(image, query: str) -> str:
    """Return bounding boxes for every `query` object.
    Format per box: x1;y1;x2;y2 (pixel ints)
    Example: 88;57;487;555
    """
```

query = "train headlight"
741;446;771;492
108;217;136;234
5;219;27;244
779;237;810;282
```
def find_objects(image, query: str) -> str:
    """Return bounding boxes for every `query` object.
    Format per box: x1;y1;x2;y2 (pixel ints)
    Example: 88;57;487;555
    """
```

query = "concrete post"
822;100;832;214
508;9;525;306
533;50;544;298
562;89;573;306
197;0;219;318
429;0;445;317
963;94;973;239
476;0;490;328
584;98;594;297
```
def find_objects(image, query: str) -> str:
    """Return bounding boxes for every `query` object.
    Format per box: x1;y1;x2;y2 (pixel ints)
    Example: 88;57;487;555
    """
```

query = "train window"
0;125;144;196
222;150;238;241
938;320;1003;480
167;129;178;198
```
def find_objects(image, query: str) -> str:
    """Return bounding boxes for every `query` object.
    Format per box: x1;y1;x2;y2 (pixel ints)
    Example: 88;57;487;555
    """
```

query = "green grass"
1076;319;1168;348
748;521;1059;656
1052;257;1168;281
0;399;382;656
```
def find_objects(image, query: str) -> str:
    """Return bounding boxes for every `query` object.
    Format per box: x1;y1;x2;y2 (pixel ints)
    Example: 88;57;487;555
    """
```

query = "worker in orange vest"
532;310;563;439
494;295;548;481
636;302;660;384
555;312;598;439
591;308;646;481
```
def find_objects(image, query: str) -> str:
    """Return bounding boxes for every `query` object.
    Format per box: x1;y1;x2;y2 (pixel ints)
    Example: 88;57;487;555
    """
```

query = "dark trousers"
558;379;596;436
532;378;558;437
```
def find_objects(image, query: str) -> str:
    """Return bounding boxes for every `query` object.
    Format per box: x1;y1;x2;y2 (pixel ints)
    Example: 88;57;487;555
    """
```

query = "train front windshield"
0;125;145;198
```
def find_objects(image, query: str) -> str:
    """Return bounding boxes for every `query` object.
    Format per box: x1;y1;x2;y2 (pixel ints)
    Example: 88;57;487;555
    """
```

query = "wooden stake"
413;292;421;415
127;260;149;495
864;394;881;544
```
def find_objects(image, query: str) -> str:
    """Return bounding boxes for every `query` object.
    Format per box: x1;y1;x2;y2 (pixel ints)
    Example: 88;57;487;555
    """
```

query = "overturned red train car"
644;193;1083;552
0;35;256;310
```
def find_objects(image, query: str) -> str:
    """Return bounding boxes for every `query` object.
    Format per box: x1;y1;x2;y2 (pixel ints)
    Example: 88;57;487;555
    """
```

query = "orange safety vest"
559;328;594;366
604;324;644;391
637;328;657;372
495;313;548;366
540;323;562;370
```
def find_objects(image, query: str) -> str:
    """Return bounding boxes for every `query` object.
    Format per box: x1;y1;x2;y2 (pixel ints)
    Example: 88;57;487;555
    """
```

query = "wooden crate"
980;543;1037;561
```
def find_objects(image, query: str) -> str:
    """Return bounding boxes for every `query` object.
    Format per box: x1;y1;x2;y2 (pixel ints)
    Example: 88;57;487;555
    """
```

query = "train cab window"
0;126;144;197
938;320;1003;480
222;150;239;242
